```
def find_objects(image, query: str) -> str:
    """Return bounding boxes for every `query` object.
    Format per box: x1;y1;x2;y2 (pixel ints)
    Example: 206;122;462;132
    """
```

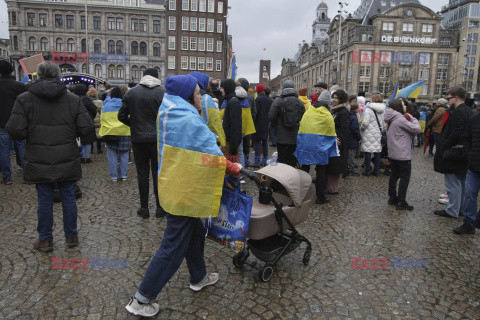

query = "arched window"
116;65;124;79
67;38;75;52
94;39;101;53
95;64;102;78
28;36;36;50
139;42;147;55
82;63;87;73
55;38;63;51
108;40;115;54
140;65;146;74
131;41;138;55
13;35;18;51
131;65;139;80
116;40;124;54
154;66;160;73
81;39;86;53
40;37;48;51
153;42;160;56
108;64;115;78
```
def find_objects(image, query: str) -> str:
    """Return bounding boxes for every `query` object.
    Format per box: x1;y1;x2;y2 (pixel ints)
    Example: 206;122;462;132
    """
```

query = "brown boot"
66;234;79;248
33;238;53;253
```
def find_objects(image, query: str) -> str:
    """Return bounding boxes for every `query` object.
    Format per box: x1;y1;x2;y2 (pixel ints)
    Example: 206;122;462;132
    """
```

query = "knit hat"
314;82;327;89
311;93;318;105
256;84;265;93
237;78;250;92
0;60;14;75
437;98;447;105
143;68;159;79
189;71;209;91
221;79;236;96
317;90;332;108
282;80;295;90
298;87;308;96
248;88;254;95
165;75;198;101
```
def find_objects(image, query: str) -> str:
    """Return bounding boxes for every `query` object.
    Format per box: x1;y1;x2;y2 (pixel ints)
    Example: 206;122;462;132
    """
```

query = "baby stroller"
234;164;314;281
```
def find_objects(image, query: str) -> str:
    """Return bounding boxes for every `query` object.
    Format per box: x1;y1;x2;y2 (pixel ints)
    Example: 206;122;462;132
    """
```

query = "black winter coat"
118;77;165;143
347;111;361;149
328;104;350;174
6;79;94;183
464;113;480;173
434;103;472;177
0;75;27;129
253;92;272;141
222;93;242;153
268;88;305;145
79;96;97;144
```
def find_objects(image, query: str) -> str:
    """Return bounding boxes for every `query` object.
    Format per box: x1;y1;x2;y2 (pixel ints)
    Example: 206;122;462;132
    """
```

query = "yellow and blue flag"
396;80;425;99
99;98;131;136
227;55;236;81
157;94;226;218
294;106;338;165
419;110;426;133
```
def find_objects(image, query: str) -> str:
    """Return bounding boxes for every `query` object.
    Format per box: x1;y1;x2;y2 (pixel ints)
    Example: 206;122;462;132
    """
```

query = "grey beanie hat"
317;90;332;107
282;80;295;90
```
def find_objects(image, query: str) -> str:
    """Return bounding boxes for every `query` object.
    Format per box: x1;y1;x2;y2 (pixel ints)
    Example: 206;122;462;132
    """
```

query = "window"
359;81;370;93
191;0;198;11
81;39;86;53
181;56;188;70
108;40;115;54
207;38;214;51
182;0;189;10
40;37;48;51
440;38;451;45
117;65;124;79
190;17;197;31
218;1;223;14
140;66;147;74
94;39;101;53
95;64;102;78
108;17;115;30
420;85;428;96
216;40;222;52
153;20;161;33
13;36;18;51
140;42;147;55
418;67;429;80
108;65;115;79
438;53;450;65
182;17;189;30
28;37;36;50
207;0;214;12
39;14;47;27
131;18;138;31
436;69;447;80
217;21;222;33
169;16;176;30
473;45;477;55
81;16;86;29
66;15;74;28
11;12;17;26
474;33;479;43
198;57;205;70
359;66;371;78
169;0;176;10
382;22;394;31
466;57;469;67
471;57;476;67
467;45;471;55
198;37;205;51
199;0;206;12
190;37;197;50
116;40;124;54
55;14;63;28
422;24;433;33
190;56;197;70
206;57;213;71
379;82;389;95
182;37;188;50
380;67;389;78
199;18;206;31
66;39;74;52
82;64;87;74
403;23;413;32
168;36;176;50
94;16;101;30
116;18;123;30
55;38;63;51
168;56;175;70
27;13;35;27
153;42;161;56
468;33;472;43
207;19;214;32
216;60;222;72
131;65;139;80
361;34;373;42
419;52;430;64
139;19;147;32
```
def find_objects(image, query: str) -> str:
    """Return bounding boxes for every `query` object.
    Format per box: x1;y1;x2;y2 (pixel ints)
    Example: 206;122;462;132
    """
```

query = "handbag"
205;176;253;253
443;145;467;161
373;110;387;147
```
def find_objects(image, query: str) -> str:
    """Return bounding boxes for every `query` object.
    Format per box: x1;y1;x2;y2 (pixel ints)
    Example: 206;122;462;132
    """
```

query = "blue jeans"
82;143;92;159
254;140;268;167
106;146;129;180
463;170;480;225
364;152;381;172
0;128;13;179
36;181;78;241
444;173;466;218
134;214;207;303
237;138;245;167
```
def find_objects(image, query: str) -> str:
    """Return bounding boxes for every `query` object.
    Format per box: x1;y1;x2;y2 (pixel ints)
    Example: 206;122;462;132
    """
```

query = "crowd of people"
1;58;479;317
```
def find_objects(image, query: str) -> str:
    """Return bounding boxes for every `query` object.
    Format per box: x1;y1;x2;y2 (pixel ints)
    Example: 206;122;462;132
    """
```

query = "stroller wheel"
233;251;249;267
303;250;311;266
260;264;274;282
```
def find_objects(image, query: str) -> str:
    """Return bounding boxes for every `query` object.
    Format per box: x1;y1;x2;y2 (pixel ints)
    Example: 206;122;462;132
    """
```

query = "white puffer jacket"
361;102;386;153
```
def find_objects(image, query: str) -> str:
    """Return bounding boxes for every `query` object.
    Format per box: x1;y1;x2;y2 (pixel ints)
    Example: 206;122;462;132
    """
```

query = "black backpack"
279;97;302;128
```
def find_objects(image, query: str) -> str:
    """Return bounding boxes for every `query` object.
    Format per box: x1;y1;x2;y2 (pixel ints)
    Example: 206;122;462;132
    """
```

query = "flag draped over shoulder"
419;111;426;133
99;98;131;136
201;94;226;146
294;106;338;165
157;94;226;218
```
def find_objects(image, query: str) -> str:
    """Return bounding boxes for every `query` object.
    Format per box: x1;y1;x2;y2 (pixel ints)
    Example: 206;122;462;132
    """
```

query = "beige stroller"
235;163;314;281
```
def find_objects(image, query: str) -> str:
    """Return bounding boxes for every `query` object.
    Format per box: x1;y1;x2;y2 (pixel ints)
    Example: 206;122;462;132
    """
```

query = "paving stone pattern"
1;148;480;320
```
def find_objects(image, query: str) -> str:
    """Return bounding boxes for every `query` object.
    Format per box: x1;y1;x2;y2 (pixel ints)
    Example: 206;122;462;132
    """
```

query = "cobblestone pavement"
1;148;479;320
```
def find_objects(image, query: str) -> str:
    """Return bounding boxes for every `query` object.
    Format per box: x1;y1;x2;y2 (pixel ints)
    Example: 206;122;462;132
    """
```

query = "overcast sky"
0;0;444;83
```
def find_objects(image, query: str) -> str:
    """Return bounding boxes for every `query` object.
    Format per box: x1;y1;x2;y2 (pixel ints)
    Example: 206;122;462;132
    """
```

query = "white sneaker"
439;193;448;199
189;273;219;292
125;297;159;318
438;197;449;204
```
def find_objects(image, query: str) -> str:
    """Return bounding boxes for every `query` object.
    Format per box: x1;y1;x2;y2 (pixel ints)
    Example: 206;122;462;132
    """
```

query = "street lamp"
336;2;348;87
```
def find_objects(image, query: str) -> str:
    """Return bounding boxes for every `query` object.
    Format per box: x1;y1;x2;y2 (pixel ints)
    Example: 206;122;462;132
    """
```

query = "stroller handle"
240;168;262;186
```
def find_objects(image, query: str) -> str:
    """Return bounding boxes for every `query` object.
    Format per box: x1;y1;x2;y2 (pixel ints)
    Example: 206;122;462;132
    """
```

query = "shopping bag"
205;176;253;253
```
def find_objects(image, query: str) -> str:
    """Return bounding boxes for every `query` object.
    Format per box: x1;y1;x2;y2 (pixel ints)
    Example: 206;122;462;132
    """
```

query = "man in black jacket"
433;87;473;219
6;61;94;252
220;79;242;159
453;112;480;234
118;68;166;219
253;84;272;167
0;61;26;185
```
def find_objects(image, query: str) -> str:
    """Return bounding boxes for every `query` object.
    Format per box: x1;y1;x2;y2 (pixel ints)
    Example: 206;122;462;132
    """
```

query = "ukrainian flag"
419;110;426;133
201;94;226;146
99;98;131;136
157;94;226;218
294;106;338;165
396;80;426;99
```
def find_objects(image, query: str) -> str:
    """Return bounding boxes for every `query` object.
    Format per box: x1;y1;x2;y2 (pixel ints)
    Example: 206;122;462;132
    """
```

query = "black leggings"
388;159;411;202
132;142;160;209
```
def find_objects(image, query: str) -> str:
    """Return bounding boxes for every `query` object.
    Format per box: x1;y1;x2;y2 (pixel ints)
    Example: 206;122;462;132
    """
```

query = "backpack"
279;97;302;128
